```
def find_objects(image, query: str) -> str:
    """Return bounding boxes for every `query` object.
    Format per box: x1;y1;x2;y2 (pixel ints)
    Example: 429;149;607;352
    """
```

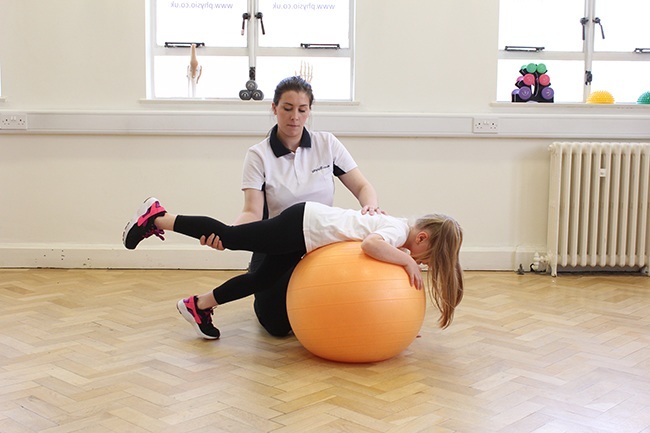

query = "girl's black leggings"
172;202;307;305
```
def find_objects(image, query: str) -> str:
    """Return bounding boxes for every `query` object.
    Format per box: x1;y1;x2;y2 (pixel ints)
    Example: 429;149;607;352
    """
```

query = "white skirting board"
0;245;252;270
0;245;542;272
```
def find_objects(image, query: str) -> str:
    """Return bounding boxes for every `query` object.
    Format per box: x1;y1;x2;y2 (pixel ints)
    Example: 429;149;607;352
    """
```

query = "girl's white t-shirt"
302;202;410;253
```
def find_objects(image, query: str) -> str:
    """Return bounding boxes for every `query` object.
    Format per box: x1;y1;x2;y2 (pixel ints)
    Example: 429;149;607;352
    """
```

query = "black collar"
269;125;312;157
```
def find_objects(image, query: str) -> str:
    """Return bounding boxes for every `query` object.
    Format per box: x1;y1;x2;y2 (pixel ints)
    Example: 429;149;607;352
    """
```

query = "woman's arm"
200;188;265;249
360;234;423;290
338;168;384;215
233;188;266;225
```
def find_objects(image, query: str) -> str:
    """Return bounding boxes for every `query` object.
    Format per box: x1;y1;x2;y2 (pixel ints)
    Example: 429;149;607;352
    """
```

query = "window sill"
138;98;361;108
491;101;650;113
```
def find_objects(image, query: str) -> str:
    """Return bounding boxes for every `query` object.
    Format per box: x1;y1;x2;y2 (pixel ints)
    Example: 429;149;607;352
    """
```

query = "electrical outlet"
0;113;28;130
473;118;499;134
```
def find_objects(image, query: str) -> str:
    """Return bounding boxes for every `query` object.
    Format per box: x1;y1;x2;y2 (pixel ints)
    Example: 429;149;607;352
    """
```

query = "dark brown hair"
273;76;314;107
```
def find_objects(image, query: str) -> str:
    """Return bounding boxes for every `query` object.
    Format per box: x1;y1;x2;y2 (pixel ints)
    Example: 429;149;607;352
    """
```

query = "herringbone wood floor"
1;269;649;433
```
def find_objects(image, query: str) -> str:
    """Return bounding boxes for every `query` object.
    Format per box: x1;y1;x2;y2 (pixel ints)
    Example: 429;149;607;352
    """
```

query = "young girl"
123;197;463;340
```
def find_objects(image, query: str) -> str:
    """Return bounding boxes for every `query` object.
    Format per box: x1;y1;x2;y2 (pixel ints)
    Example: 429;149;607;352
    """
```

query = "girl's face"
272;90;311;142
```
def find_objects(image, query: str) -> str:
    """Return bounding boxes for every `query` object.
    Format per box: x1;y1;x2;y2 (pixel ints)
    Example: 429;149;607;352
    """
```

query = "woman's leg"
251;252;294;337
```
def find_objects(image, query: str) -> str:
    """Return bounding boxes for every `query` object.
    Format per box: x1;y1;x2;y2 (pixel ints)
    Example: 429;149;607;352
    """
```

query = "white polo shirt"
242;126;358;218
302;202;410;253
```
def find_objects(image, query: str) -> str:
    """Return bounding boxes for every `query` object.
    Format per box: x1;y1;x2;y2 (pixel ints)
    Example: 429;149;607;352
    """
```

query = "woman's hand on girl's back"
360;205;385;216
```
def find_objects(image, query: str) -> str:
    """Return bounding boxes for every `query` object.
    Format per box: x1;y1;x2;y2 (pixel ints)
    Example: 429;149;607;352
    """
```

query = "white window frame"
497;0;650;103
145;0;356;101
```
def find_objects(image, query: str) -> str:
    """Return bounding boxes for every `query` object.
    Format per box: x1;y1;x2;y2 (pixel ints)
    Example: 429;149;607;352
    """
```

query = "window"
147;0;354;101
497;0;650;103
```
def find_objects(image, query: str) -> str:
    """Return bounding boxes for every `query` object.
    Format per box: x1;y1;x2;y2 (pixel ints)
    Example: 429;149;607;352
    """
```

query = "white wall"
1;0;648;271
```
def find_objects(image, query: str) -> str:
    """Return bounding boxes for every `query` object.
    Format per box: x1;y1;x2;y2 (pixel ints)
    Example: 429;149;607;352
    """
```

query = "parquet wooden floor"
1;269;649;433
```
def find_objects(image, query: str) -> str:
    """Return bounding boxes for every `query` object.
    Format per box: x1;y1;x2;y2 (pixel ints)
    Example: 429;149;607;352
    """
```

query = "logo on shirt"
312;164;330;173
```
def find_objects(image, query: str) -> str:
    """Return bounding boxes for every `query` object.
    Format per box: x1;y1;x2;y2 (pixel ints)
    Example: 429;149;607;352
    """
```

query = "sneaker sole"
122;197;159;249
176;299;220;340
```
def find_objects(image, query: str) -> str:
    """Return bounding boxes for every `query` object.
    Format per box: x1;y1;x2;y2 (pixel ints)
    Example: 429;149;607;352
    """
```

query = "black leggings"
172;202;307;305
251;251;296;336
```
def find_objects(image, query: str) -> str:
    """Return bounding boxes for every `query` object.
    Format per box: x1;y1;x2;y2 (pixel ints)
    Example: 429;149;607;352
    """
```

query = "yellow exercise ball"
287;241;426;363
586;90;615;104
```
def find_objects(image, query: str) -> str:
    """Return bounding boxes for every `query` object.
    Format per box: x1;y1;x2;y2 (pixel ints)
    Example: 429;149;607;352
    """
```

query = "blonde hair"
412;214;464;329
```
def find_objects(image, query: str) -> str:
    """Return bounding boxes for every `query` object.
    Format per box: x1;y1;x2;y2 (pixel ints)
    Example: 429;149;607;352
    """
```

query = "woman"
200;76;382;337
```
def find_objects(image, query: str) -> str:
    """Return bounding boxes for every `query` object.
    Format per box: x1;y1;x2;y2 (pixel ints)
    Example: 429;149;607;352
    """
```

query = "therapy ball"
587;90;615;104
287;242;426;363
637;91;650;104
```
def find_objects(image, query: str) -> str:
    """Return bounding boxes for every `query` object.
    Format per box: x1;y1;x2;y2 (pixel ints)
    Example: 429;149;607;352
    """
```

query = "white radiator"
547;142;650;276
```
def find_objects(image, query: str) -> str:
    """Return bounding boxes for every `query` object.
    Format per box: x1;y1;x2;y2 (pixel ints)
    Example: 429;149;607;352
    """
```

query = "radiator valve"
531;253;548;273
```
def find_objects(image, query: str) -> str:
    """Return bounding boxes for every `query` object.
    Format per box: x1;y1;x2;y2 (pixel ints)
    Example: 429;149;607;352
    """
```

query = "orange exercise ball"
287;241;426;363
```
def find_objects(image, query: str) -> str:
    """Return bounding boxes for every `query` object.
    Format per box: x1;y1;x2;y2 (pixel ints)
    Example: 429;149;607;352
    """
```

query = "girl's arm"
360;234;423;290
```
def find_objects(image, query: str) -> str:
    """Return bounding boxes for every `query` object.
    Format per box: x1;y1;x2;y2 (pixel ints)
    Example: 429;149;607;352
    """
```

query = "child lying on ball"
123;197;464;339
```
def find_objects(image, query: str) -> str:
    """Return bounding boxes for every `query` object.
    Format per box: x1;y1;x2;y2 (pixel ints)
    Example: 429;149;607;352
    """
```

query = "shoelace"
198;307;214;325
144;227;166;241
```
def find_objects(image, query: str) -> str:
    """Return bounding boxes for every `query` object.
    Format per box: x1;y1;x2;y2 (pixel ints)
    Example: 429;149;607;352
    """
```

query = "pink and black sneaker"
122;197;167;250
177;296;221;339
